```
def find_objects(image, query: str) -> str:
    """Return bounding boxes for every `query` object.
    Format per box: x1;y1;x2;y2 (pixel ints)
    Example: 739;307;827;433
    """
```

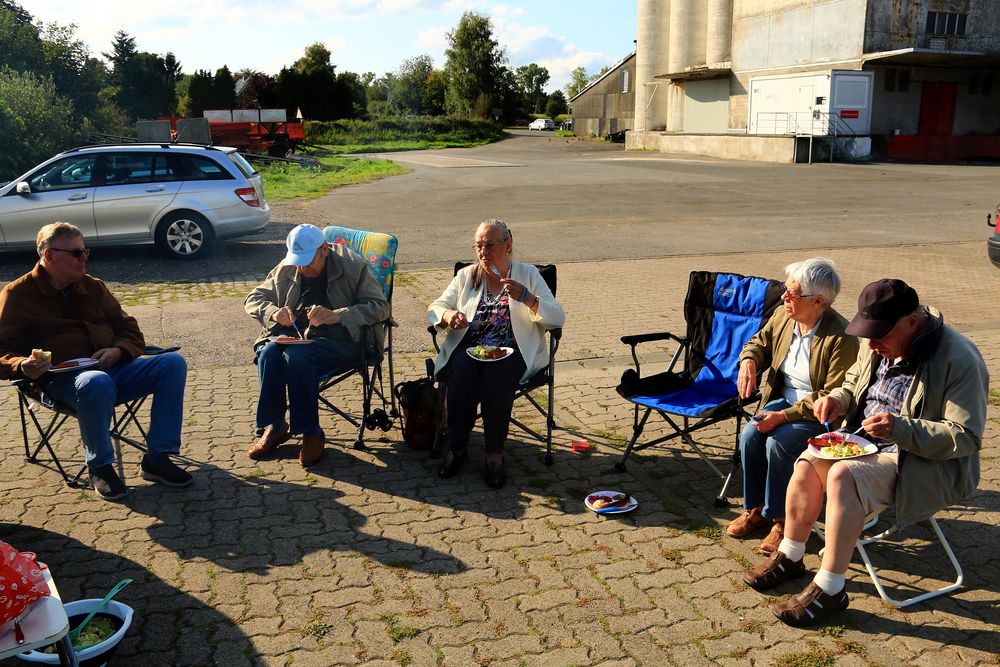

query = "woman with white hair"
727;258;859;554
428;219;565;489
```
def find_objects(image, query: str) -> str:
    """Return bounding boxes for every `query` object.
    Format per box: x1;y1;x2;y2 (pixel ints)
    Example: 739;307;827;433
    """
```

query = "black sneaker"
140;454;193;487
89;464;127;501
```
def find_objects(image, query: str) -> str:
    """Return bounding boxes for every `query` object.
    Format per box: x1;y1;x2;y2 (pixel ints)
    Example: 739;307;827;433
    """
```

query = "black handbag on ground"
394;377;439;450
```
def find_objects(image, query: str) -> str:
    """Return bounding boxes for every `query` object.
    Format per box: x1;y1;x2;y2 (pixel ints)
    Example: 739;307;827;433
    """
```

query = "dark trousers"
444;345;526;455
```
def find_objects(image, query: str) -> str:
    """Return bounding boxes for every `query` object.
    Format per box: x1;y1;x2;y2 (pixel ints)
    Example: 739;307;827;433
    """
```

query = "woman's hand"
499;278;526;302
752;411;786;434
443;310;469;330
737;359;757;399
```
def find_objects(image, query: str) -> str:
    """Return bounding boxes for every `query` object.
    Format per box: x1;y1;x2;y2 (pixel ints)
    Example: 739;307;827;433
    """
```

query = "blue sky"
28;1;638;93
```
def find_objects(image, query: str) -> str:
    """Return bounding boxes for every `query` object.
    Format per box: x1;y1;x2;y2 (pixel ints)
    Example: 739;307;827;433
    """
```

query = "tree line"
1;3;609;180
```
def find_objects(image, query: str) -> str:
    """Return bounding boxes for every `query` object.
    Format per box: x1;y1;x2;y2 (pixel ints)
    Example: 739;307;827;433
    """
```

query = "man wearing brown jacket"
0;222;191;500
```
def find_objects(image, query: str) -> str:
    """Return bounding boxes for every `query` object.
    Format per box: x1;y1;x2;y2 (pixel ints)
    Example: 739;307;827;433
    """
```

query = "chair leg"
431;382;448;458
387;325;398;418
354;366;375;451
856;516;964;608
615;408;651;472
543;376;555;467
715;413;745;507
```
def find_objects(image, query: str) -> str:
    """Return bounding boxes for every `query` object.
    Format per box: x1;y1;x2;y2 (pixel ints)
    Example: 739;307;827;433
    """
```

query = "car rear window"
225;151;257;178
172;154;235;181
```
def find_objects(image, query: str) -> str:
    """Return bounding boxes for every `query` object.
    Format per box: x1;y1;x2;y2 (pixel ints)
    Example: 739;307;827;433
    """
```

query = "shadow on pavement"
124;463;465;577
0;523;260;665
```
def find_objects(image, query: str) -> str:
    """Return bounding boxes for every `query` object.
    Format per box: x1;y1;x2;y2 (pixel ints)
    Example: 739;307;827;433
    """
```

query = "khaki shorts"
798;451;899;517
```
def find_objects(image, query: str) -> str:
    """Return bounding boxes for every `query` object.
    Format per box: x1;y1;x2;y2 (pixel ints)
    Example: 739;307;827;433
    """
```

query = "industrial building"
630;0;1000;162
569;52;636;138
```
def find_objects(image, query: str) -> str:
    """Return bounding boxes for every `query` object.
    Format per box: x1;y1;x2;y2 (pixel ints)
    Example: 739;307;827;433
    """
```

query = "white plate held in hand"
808;433;879;460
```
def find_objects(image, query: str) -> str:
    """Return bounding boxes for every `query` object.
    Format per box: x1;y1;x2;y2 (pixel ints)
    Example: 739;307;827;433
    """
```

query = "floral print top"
467;289;516;348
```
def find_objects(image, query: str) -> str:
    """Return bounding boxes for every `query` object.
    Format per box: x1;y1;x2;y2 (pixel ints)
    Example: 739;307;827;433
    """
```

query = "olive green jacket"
739;308;859;423
827;307;988;527
245;244;390;352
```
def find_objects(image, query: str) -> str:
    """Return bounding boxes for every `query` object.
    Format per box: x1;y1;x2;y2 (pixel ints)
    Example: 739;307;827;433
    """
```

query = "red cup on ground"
571;440;591;456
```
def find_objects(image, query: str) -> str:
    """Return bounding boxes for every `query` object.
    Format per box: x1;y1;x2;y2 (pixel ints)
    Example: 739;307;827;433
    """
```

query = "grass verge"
258;148;408;202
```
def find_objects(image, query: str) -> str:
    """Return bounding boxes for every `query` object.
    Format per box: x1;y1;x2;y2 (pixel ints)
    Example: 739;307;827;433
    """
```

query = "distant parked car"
988;203;1000;268
529;118;555;131
0;143;270;259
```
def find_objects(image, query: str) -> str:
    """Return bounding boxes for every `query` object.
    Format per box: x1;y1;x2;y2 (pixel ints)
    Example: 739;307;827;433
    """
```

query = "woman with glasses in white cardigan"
428;219;565;489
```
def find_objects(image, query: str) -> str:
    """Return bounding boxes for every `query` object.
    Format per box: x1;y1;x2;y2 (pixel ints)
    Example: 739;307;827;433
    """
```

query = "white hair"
784;257;841;306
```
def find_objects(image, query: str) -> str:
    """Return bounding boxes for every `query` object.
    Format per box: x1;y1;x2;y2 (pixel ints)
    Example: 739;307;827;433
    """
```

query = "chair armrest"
620;331;684;346
548;327;563;341
427;325;441;353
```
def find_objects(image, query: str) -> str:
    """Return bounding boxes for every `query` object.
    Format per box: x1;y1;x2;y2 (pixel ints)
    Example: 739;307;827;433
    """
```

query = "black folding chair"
614;271;784;505
316;225;398;450
12;345;179;487
428;263;562;464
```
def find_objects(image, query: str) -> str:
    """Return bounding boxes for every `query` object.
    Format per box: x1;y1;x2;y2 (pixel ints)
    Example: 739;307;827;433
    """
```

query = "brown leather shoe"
727;505;770;538
300;434;325;466
742;551;807;592
759;520;784;554
772;581;849;627
248;425;291;460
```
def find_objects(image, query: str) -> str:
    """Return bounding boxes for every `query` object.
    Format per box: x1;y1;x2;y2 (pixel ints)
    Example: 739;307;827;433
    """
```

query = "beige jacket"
739;308;858;423
245;244;390;351
428;261;565;383
828;307;988;527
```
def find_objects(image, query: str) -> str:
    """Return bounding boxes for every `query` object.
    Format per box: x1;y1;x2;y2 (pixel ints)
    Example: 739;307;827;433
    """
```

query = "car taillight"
235;186;259;207
995;205;1000;232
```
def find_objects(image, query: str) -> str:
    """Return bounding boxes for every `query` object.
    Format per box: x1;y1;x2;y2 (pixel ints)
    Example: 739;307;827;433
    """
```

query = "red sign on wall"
840;109;860;119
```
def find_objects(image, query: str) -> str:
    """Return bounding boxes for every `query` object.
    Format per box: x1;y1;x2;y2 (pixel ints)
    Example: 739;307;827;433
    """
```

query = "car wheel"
156;211;213;260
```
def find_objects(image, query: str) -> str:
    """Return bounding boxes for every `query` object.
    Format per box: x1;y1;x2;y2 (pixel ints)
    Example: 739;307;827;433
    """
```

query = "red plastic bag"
0;541;50;625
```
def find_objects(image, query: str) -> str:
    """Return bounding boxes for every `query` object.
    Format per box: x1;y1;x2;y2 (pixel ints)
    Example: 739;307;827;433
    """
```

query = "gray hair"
477;218;512;242
784;257;841;306
37;222;83;257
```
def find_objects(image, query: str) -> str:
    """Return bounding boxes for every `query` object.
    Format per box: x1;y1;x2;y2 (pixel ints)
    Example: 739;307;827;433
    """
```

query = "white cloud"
416;24;450;51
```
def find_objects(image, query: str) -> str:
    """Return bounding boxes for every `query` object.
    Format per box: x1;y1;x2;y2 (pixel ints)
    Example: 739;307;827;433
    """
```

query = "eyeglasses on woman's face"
473;241;503;252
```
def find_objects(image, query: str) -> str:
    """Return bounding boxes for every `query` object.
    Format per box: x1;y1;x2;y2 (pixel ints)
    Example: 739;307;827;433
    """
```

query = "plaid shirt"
860;356;916;450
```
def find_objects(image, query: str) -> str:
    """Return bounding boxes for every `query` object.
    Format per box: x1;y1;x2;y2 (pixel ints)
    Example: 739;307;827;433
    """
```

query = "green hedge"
305;117;505;145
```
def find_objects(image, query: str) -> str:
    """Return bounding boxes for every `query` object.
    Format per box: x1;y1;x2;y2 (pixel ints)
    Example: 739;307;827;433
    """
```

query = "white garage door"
683;79;730;134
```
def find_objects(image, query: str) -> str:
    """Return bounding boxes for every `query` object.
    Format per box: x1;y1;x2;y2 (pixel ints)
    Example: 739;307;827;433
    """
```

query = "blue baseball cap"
283;224;326;266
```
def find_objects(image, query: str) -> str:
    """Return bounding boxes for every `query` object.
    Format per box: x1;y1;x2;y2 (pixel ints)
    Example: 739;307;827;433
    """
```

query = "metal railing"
753;112;863;164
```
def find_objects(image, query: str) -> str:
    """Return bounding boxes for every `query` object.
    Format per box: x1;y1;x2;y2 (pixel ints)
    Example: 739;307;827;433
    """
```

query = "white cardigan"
428;261;566;383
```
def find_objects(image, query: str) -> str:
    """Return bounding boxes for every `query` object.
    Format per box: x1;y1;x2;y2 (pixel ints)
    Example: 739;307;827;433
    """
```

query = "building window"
970;72;993;96
883;67;910;93
926;11;967;36
622;69;630;94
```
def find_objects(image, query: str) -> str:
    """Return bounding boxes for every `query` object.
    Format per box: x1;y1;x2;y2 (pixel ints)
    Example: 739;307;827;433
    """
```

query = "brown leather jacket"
0;263;145;380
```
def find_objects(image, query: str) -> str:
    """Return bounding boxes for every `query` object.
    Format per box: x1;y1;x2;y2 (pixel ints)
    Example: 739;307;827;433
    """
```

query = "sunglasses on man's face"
49;247;91;259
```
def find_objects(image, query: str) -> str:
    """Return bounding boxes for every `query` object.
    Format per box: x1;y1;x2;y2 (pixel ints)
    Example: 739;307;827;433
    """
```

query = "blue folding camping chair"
615;270;784;505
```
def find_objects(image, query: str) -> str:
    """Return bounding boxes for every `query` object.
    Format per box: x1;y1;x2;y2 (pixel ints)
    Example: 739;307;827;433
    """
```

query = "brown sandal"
772;582;849;627
742;551;807;592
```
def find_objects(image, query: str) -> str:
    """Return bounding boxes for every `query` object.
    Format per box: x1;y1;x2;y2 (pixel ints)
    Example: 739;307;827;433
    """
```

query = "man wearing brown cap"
740;278;988;627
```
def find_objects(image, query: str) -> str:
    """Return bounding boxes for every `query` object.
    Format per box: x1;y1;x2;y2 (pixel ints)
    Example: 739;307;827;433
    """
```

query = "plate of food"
49;357;99;374
466;345;513;362
269;335;313;345
584;491;638;515
807;432;878;460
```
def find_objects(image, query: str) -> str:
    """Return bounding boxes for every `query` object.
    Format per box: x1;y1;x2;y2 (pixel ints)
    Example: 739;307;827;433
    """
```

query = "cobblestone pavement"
1;242;997;666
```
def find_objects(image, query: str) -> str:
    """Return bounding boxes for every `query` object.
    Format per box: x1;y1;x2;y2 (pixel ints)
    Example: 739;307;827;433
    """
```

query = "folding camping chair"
428;263;562;465
12;345;178;487
815;512;964;608
614;270;784;505
317;225;398;450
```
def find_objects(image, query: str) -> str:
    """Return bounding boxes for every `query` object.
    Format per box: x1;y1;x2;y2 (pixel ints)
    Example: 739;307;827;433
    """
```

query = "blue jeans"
739;398;825;519
44;352;187;469
254;338;360;438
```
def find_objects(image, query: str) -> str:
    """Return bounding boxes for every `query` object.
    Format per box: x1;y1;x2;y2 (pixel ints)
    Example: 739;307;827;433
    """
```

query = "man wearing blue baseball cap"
244;224;389;465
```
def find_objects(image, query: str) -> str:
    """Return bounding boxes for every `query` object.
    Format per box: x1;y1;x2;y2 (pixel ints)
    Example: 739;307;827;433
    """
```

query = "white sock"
813;568;846;595
777;538;806;562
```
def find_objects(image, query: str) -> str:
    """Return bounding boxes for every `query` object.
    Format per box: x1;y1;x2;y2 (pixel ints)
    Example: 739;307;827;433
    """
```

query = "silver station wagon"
0;143;270;259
